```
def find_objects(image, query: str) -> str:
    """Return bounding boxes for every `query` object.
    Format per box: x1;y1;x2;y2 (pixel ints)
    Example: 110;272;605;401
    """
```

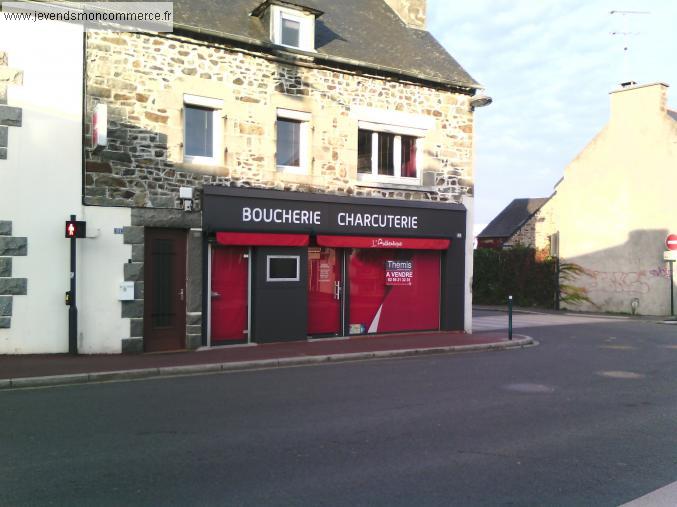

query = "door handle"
211;290;221;299
178;288;185;301
334;281;342;300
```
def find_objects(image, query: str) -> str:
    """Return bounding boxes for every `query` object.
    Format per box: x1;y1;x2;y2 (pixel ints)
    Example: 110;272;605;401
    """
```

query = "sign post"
664;234;677;318
664;254;676;318
65;216;86;355
508;295;513;340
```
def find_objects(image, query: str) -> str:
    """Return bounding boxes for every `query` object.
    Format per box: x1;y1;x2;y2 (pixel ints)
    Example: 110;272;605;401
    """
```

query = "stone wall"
0;221;27;328
84;32;474;211
120;208;202;353
0;51;23;160
505;198;556;257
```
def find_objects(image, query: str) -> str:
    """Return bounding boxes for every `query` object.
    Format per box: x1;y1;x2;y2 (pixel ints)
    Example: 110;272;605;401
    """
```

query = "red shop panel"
348;249;440;334
307;247;342;336
317;235;449;250
216;232;309;247
211;246;248;343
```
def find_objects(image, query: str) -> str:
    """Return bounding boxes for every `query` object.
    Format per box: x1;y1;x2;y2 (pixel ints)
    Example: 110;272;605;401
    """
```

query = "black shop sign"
203;186;465;239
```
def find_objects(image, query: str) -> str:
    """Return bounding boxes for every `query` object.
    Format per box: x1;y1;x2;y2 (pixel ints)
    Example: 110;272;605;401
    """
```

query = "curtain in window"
401;135;417;178
357;129;372;174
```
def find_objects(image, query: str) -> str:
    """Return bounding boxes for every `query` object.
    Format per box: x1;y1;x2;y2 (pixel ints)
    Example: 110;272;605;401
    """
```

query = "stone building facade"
3;0;484;353
78;0;482;353
84;33;474;209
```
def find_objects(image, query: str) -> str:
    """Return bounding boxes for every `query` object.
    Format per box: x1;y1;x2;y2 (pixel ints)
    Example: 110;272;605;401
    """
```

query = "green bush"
473;246;558;307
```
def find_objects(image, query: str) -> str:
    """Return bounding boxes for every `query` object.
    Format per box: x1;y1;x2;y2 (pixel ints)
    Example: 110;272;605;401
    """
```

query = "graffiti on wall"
587;266;670;294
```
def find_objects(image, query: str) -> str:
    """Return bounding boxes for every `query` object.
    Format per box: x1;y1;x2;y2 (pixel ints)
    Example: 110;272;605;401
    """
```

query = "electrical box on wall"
118;281;135;301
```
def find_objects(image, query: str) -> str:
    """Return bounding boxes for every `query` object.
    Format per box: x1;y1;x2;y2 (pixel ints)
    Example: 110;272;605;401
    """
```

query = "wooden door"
144;228;187;352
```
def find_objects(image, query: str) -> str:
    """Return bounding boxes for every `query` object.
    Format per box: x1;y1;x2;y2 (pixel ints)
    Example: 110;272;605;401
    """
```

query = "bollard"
508;295;513;340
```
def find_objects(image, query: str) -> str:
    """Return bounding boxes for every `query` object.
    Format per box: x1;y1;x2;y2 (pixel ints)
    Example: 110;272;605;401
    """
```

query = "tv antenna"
610;10;650;84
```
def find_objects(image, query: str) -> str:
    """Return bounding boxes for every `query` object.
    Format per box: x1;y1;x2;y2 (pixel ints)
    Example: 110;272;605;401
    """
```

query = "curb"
474;306;655;321
0;336;534;390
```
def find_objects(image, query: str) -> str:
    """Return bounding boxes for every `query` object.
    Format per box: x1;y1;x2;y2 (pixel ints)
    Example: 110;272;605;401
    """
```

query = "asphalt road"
3;310;677;506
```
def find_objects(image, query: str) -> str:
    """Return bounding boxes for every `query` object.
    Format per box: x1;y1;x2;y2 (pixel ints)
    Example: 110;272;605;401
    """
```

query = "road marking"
620;479;677;506
596;370;645;379
598;345;637;350
502;383;555;394
473;313;615;332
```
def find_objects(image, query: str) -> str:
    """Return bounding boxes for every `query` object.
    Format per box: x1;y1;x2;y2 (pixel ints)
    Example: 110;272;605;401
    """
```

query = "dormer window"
280;15;301;47
251;0;323;52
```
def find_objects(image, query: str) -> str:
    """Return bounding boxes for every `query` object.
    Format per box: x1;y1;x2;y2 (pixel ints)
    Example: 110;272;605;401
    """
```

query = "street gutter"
0;336;534;390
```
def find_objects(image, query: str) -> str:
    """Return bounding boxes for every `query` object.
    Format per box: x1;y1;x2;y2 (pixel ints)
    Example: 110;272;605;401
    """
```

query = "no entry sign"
667;234;677;251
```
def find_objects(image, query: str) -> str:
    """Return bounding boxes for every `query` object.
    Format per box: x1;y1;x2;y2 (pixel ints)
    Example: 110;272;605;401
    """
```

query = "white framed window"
266;255;300;282
276;108;311;174
357;122;424;182
270;5;315;51
183;94;223;165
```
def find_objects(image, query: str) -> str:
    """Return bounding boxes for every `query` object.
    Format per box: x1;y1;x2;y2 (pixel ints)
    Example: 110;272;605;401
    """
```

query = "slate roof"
163;0;479;90
478;198;550;239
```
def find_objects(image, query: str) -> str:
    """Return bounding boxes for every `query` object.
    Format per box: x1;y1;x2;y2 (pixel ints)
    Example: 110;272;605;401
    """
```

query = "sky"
426;0;677;236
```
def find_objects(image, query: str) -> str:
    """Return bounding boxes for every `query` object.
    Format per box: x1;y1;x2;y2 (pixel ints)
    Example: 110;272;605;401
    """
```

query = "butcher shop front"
202;186;467;345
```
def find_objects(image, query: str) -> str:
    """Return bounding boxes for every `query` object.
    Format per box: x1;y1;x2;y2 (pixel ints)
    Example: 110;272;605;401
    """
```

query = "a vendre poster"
385;260;413;286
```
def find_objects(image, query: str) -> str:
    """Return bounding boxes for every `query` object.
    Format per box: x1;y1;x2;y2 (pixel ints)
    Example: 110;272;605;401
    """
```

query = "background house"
546;82;677;315
476;197;551;253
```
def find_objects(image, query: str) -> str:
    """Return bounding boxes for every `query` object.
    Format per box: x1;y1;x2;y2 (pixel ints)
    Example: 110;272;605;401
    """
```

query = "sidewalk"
473;304;663;321
0;330;533;389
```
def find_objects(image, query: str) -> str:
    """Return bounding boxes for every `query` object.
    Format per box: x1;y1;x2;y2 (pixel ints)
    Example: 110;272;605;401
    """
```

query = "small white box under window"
267;255;300;282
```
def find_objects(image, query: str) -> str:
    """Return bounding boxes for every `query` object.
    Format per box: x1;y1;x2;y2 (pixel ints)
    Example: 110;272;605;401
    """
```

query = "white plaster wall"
553;83;677;315
79;207;131;354
463;194;473;332
0;19;84;353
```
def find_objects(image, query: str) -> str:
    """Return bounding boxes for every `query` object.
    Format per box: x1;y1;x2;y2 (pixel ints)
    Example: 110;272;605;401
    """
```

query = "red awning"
316;235;450;250
216;232;309;247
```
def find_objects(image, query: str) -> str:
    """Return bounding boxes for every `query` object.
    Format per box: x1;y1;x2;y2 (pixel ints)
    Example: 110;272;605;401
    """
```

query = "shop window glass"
348;249;440;334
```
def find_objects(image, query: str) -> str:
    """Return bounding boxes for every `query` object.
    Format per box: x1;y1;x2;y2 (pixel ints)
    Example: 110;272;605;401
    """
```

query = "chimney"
610;82;669;124
384;0;426;29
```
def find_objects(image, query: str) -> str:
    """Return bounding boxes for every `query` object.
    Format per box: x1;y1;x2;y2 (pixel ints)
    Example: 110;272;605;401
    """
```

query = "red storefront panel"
216;231;309;247
348;249;440;334
307;247;342;336
211;246;248;343
317;235;449;250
